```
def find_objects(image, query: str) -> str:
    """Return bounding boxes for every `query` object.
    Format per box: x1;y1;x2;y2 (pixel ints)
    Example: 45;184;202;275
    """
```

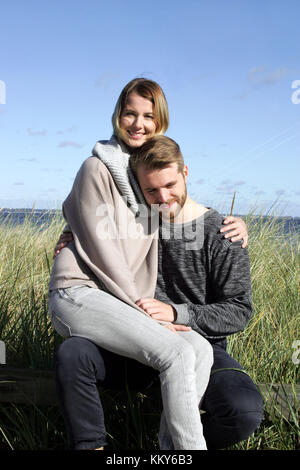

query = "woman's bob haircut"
112;78;169;140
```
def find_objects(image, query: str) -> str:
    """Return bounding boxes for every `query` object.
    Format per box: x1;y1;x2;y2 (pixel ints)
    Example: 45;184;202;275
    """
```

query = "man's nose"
158;189;170;203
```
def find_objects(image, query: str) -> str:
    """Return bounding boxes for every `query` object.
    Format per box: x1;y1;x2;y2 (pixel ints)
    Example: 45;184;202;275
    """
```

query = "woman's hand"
220;216;248;248
163;323;192;334
53;231;74;259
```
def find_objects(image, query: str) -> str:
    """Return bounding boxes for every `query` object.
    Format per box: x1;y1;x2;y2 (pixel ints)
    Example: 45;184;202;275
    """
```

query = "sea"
0;208;300;236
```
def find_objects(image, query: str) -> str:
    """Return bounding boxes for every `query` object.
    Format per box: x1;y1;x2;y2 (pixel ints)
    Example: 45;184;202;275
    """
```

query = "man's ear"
183;165;188;179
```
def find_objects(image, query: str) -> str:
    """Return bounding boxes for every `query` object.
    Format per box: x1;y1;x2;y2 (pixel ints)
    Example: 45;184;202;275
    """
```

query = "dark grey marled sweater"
154;209;253;340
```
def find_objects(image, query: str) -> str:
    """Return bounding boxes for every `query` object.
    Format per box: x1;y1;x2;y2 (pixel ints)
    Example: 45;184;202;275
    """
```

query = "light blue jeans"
48;285;213;450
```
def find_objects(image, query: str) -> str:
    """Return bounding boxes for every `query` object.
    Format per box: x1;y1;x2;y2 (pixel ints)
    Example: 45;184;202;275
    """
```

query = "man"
54;136;263;450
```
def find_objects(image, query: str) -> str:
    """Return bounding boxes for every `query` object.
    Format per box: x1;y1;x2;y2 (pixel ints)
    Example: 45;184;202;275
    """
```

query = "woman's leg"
49;286;212;450
158;330;213;450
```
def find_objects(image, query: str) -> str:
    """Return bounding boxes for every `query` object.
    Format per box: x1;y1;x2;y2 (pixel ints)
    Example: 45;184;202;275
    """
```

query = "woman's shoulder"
78;156;112;180
80;155;107;170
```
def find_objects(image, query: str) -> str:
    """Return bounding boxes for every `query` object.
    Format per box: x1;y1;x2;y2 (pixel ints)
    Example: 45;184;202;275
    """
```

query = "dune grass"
0;209;299;450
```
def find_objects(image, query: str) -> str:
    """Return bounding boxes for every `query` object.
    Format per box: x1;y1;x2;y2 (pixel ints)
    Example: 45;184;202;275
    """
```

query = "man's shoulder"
204;208;224;225
203;209;224;236
203;209;245;251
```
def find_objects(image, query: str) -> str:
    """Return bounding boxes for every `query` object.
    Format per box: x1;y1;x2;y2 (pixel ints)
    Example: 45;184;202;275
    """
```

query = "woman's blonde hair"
112;78;169;140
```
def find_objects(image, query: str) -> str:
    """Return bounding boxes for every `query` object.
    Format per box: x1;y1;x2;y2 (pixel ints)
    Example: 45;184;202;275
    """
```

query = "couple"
48;78;263;450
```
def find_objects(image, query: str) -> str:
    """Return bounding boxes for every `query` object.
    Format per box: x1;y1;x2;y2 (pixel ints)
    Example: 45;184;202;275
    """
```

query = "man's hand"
53;231;74;259
136;298;191;333
220;216;248;248
136;298;176;322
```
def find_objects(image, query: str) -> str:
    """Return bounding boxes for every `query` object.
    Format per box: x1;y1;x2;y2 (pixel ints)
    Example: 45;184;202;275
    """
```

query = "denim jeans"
49;285;213;450
54;336;264;450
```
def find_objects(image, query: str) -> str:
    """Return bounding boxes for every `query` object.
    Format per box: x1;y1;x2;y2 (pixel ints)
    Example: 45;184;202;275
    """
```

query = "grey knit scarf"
92;135;147;216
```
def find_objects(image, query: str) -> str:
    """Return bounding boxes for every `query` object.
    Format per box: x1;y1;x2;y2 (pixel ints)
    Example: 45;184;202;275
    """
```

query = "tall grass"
0;209;299;449
227;212;300;450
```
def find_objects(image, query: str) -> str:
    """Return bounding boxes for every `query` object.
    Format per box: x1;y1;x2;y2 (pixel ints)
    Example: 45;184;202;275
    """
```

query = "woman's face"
119;92;157;148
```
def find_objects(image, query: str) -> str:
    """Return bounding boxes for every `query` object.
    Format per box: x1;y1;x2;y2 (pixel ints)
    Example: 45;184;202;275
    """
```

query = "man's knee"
202;370;264;447
223;378;263;432
206;368;263;415
55;337;102;381
219;383;263;446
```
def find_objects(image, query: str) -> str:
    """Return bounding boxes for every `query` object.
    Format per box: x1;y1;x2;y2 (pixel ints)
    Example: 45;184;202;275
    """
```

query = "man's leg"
50;286;211;449
201;339;264;450
55;336;157;450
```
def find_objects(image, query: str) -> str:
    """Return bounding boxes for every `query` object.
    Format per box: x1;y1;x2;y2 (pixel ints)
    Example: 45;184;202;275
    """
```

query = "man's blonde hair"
112;78;169;140
130;135;185;174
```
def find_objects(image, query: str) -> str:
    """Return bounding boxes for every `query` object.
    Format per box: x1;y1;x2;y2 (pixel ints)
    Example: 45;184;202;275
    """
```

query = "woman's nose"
132;115;143;129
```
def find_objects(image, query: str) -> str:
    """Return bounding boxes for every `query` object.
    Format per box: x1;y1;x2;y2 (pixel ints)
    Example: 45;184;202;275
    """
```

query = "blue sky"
0;0;300;216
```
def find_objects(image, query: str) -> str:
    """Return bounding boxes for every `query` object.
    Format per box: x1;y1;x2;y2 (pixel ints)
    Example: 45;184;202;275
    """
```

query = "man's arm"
139;240;253;338
176;240;253;337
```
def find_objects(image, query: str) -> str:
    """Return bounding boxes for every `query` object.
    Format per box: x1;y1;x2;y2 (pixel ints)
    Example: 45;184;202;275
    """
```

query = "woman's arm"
220;216;248;248
54;215;249;258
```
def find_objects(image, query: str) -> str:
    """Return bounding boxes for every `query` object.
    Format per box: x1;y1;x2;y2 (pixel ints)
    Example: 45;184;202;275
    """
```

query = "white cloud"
57;141;83;148
236;66;290;100
56;125;78;135
94;72;121;89
27;128;47;136
275;189;286;197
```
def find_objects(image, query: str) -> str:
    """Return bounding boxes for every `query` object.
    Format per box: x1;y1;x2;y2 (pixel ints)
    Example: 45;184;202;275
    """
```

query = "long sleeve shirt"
154;209;253;340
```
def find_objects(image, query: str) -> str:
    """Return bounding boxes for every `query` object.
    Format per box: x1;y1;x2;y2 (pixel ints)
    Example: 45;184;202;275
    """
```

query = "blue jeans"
49;286;213;450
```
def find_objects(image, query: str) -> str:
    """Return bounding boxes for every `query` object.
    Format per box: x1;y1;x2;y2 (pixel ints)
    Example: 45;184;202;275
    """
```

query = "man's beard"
159;187;187;223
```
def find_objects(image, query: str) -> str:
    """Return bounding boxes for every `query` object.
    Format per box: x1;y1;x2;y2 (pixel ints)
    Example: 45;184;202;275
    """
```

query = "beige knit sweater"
49;155;158;314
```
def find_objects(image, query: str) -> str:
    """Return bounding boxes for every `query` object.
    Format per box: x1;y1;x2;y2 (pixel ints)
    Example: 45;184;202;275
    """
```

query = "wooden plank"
0;365;57;406
257;383;300;421
0;366;299;422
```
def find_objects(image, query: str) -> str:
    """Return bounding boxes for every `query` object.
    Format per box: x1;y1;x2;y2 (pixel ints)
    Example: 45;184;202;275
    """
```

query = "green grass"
0;209;299;450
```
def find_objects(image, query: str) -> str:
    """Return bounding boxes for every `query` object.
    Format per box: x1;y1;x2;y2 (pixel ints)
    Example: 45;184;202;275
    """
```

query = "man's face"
136;162;188;222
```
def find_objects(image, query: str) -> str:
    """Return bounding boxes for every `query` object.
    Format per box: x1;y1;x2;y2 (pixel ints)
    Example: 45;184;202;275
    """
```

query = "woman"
49;78;248;450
